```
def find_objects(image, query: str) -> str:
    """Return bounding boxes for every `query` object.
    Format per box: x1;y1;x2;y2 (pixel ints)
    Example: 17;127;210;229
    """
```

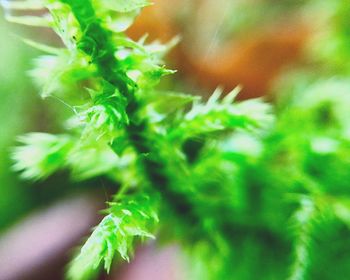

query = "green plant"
4;1;350;280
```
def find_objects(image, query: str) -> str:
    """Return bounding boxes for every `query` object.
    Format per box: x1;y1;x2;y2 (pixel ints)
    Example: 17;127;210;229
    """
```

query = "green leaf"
168;87;273;142
20;37;61;55
67;193;159;280
148;91;199;115
29;52;94;98
100;0;151;13
12;133;73;180
288;197;316;280
5;14;50;27
67;143;121;181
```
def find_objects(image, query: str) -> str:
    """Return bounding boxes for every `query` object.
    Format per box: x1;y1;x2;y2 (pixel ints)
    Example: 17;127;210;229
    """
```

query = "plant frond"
11;133;73;180
67;193;159;280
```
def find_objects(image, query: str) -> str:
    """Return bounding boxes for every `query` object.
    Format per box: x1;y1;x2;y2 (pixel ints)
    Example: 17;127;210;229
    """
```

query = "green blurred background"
0;14;38;230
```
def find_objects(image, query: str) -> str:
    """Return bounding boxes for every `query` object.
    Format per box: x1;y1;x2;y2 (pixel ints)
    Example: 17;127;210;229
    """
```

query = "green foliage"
67;193;159;280
167;87;273;143
99;0;151;13
4;1;350;280
12;133;73;180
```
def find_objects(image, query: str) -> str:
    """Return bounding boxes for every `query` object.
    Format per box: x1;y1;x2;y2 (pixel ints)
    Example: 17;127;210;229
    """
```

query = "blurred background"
0;0;348;279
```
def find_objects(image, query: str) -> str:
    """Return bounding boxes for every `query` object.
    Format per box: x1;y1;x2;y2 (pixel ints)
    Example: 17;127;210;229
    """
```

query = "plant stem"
60;0;197;222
